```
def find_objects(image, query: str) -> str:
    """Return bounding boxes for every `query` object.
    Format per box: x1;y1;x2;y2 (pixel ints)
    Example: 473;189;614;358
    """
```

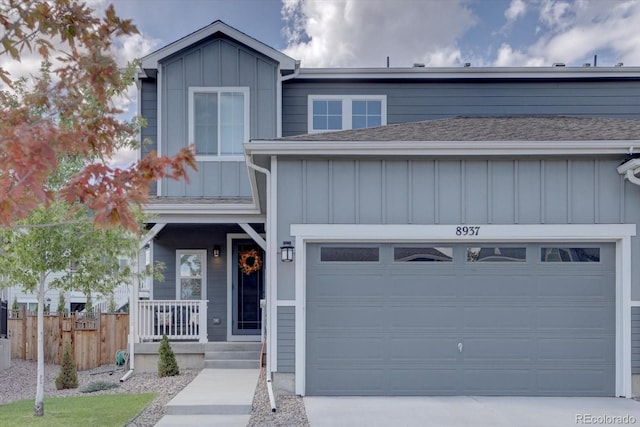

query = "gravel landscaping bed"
2;360;310;426
248;370;309;427
0;359;199;427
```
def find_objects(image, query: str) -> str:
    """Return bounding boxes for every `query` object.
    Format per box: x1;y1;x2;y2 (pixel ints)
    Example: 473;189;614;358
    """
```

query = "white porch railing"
137;300;208;343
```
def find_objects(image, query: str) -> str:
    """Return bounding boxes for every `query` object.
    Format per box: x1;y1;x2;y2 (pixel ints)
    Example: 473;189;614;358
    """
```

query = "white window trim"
175;249;207;301
188;86;250;162
289;223;636;398
307;94;387;133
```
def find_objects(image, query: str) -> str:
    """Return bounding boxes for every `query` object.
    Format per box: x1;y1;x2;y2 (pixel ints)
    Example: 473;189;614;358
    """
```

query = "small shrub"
80;381;120;393
57;291;66;314
157;335;179;378
55;342;78;390
12;296;18;311
108;294;117;313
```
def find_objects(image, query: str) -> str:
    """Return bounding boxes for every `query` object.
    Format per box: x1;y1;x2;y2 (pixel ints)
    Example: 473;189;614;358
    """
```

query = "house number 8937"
456;226;480;236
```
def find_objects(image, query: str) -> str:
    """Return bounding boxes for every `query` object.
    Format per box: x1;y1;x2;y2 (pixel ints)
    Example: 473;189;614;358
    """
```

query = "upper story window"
189;87;249;161
308;95;387;133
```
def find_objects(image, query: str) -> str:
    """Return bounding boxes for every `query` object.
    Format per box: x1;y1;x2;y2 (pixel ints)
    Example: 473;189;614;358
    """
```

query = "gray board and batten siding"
158;35;279;198
281;79;640;136
274;157;640;378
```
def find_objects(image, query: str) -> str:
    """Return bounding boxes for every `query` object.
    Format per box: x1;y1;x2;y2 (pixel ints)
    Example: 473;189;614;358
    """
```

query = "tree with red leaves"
0;0;196;231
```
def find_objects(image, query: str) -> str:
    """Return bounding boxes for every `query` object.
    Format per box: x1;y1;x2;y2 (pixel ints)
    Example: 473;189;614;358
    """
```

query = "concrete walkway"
154;368;260;427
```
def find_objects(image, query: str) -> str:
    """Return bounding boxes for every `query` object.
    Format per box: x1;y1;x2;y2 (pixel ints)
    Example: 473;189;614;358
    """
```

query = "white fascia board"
149;214;265;224
290;223;636;241
144;204;262;215
246;140;639;157
141;21;297;71
297;67;640;80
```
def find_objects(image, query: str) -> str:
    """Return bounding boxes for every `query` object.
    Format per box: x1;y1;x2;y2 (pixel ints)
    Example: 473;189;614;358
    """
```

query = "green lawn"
0;393;156;427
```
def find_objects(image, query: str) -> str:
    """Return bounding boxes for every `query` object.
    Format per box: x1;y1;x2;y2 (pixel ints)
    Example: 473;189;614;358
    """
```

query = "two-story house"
132;20;640;399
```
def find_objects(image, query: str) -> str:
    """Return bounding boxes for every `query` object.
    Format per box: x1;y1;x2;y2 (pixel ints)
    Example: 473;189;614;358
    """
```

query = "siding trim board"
289;223;636;397
245;140;639;157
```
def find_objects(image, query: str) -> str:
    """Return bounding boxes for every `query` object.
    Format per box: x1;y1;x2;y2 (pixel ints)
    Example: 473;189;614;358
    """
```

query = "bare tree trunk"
34;275;45;416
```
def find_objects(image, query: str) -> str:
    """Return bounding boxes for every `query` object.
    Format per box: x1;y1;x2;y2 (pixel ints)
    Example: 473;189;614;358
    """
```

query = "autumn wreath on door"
239;249;262;275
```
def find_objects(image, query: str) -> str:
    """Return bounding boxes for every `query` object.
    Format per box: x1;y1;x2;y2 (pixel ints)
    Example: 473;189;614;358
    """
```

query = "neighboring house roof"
140;20;298;76
277;116;640;142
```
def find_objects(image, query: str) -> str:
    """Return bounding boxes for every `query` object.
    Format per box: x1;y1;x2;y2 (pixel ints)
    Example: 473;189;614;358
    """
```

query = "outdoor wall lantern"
281;241;294;262
213;245;221;258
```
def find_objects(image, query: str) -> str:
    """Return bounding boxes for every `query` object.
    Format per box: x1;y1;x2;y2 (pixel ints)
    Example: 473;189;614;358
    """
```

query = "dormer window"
308;95;386;133
189;87;249;160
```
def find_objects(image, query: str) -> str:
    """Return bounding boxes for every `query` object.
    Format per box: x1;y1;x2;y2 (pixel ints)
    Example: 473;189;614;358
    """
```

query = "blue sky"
107;0;640;68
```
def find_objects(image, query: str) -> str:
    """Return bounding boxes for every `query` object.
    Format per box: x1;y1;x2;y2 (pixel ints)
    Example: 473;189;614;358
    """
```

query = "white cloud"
539;0;573;30
281;0;476;68
505;0;528;22
495;0;640;67
528;0;640;65
494;43;546;67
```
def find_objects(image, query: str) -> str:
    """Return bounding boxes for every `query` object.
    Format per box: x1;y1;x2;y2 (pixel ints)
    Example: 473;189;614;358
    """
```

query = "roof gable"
140;20;297;75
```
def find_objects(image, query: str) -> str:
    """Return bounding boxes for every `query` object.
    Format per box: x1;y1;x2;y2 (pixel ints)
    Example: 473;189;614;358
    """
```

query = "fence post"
0;300;7;338
20;306;26;360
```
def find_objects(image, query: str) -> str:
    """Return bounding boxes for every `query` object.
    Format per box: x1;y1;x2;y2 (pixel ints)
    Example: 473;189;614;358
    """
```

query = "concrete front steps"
203;341;262;369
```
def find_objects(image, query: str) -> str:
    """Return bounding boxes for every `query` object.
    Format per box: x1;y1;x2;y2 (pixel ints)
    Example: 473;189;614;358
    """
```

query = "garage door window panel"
540;247;600;263
393;247;453;263
467;247;526;263
320;247;380;262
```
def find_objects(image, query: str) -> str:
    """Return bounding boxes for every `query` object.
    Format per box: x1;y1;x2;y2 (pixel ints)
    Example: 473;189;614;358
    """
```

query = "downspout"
624;169;640;186
617;157;640;187
276;62;300;137
121;71;146;383
120;245;142;382
246;155;277;412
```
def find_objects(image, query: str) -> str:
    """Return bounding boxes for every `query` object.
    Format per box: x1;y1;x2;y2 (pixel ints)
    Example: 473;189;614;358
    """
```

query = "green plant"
11;296;18;311
57;291;66;314
80;381;120;393
108;294;117;313
55;342;78;390
157;334;179;377
85;293;93;314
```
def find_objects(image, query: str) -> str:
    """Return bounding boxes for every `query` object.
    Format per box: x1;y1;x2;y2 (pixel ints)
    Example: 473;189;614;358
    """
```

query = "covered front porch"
131;221;267;344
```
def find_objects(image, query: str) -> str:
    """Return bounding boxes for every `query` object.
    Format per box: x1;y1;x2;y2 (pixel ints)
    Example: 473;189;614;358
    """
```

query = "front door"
232;241;265;338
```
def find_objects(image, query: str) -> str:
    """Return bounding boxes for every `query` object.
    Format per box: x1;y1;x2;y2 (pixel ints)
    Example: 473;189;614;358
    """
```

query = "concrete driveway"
304;396;640;427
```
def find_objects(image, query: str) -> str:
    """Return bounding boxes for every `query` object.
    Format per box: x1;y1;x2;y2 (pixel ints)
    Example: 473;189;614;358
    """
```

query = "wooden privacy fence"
8;308;129;370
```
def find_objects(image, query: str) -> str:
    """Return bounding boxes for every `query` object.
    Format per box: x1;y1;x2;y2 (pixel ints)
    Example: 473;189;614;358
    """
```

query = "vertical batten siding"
278;158;632;229
277;306;296;372
633;307;640;374
276;156;640;369
140;79;158;195
159;37;278;197
281;80;640;137
276;156;640;290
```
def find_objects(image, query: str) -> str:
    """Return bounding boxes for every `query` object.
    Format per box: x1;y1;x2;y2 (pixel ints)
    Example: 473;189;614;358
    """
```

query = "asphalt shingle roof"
278;116;640;142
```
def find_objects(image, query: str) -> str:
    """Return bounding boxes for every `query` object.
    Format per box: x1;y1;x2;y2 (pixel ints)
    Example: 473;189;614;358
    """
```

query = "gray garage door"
306;243;615;396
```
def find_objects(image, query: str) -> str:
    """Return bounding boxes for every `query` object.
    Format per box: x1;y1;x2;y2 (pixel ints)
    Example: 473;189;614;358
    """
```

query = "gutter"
618;158;640;186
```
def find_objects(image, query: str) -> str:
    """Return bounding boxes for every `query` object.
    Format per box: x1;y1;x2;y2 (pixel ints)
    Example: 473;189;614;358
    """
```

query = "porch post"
199;300;208;343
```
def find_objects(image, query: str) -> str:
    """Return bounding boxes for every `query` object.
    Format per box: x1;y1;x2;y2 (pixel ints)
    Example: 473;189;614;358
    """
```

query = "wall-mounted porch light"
281;241;294;262
213;245;221;258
